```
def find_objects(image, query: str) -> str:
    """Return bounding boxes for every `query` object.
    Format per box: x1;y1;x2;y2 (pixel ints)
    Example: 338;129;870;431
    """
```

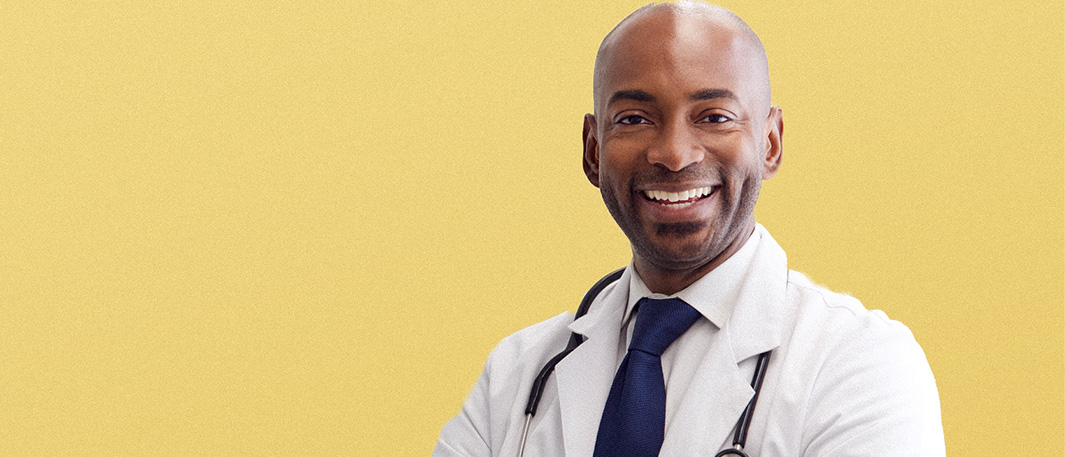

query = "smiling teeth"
643;186;713;203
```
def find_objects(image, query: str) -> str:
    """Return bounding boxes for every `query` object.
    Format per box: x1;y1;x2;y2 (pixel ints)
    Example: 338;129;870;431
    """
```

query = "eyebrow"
607;90;656;106
606;88;739;107
691;89;738;101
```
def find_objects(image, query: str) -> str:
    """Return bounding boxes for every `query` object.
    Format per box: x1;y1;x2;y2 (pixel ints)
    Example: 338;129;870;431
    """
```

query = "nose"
645;122;704;172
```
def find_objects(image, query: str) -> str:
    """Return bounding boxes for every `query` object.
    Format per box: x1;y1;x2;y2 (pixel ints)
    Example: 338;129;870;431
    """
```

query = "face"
583;12;783;274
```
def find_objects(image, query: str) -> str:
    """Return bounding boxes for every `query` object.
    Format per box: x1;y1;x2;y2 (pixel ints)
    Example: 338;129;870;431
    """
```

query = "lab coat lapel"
660;327;754;455
662;226;789;453
727;226;788;362
554;268;631;457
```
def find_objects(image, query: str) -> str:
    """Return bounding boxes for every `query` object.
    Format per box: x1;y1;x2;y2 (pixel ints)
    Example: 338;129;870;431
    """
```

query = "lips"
641;186;714;209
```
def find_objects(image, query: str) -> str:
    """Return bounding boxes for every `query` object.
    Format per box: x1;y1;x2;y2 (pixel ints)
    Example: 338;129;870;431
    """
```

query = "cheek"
595;160;624;199
596;153;634;191
709;138;750;163
599;136;646;168
716;144;764;179
599;173;633;211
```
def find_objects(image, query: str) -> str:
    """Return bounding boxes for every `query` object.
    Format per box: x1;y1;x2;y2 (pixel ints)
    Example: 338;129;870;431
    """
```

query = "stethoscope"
517;268;772;457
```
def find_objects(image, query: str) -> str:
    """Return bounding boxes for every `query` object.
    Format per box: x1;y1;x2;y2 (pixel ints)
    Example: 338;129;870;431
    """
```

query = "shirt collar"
624;224;765;329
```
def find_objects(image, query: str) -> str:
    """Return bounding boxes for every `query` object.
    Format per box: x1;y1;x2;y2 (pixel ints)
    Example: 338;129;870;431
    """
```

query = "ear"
761;106;783;179
582;113;601;188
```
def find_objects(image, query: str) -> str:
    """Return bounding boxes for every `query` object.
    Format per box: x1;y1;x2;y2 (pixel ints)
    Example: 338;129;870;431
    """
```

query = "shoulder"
490;312;573;352
777;270;945;455
785;270;874;317
483;312;575;376
784;270;916;346
782;269;931;382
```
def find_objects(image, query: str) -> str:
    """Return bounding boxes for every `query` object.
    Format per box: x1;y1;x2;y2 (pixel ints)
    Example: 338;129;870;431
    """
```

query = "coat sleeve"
433;355;495;457
800;310;945;457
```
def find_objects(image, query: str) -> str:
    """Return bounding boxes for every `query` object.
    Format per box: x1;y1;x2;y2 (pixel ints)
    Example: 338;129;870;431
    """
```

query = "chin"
637;227;721;269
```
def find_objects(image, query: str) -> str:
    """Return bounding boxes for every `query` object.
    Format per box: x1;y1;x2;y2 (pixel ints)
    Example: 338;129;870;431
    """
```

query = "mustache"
628;166;722;189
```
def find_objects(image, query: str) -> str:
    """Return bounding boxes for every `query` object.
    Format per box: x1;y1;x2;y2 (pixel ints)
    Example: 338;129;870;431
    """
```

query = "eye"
617;115;651;125
700;114;732;124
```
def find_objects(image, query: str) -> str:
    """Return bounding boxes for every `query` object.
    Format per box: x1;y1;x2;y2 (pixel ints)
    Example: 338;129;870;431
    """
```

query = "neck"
634;222;756;295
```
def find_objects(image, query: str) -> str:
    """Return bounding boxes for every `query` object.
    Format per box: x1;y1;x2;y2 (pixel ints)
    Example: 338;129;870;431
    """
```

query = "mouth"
640;186;716;209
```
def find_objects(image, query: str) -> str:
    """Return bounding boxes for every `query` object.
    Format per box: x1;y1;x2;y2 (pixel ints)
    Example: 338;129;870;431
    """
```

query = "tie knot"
629;298;701;356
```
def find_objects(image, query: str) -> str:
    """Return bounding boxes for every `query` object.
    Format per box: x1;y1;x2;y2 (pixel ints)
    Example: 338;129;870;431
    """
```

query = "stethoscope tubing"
523;268;624;417
714;350;771;457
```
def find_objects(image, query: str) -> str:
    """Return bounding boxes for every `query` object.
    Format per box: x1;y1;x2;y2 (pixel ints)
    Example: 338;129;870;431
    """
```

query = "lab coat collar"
623;224;764;331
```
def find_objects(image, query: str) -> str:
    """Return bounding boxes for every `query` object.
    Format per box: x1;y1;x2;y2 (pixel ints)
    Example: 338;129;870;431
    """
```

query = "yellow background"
2;1;1061;455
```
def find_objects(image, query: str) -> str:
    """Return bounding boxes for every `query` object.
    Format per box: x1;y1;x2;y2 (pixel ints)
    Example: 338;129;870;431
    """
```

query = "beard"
601;169;761;272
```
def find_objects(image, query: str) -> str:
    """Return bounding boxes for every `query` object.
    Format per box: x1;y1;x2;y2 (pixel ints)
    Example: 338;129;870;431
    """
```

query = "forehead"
596;12;763;108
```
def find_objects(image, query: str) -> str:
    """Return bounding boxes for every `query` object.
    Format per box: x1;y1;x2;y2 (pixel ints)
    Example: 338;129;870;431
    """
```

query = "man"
434;2;945;456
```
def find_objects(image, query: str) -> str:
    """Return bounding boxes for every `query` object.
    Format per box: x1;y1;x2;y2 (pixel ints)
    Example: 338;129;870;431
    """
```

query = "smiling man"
434;2;944;456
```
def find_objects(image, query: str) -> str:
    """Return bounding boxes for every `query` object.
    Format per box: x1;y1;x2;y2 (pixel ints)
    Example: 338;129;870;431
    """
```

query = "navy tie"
593;297;702;457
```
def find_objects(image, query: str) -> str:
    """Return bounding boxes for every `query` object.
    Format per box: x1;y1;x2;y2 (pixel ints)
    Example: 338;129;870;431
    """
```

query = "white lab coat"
434;228;945;456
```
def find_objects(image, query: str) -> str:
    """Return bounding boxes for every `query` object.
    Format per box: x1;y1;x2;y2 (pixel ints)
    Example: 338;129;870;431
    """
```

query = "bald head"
592;2;771;117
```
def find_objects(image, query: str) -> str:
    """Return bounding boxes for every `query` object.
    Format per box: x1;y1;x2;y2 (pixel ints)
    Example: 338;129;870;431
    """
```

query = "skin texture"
583;5;784;295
